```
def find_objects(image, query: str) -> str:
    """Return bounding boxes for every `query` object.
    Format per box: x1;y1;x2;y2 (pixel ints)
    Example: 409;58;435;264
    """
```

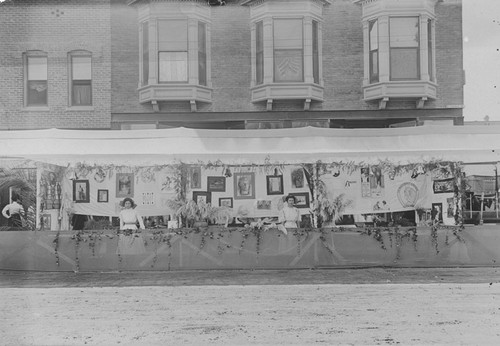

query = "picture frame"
116;173;134;198
207;176;226;192
41;214;51;230
266;175;284;195
97;189;109;203
234;172;255;200
73;179;90;203
433;178;454;194
190;166;202;189
290;192;310;209
193;191;211;204
291;168;305;188
431;203;443;222
256;200;272;210
219;197;233;208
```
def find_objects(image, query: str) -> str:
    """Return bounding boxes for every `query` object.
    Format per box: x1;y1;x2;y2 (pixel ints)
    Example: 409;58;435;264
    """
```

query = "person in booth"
2;194;25;228
279;194;301;229
119;197;145;230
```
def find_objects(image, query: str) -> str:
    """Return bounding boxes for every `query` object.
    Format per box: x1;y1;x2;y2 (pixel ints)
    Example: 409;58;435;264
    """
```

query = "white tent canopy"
1;126;500;166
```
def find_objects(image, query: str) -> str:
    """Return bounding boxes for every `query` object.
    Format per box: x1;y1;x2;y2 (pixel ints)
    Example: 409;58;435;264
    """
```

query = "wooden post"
480;192;484;225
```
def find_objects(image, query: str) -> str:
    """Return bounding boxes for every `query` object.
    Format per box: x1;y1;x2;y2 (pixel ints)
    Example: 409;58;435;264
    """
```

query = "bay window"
244;0;327;110
355;0;437;109
132;1;212;111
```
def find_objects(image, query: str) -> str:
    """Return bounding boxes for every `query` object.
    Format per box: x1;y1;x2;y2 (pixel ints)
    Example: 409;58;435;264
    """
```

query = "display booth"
1;126;500;271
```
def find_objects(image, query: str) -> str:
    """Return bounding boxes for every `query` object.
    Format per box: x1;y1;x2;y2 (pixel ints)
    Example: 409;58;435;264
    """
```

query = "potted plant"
313;181;353;227
167;199;232;228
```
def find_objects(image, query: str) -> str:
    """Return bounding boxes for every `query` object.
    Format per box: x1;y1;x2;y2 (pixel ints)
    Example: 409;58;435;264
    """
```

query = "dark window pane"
198;22;207;86
256;21;264;85
27;80;47;106
72;80;92;106
142;22;149;86
312;20;319;84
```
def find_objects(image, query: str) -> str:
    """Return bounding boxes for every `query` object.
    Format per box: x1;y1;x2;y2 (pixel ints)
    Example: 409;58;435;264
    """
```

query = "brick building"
0;0;464;130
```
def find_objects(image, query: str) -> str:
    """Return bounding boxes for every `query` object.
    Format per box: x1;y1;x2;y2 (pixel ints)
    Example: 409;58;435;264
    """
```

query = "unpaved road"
1;268;500;345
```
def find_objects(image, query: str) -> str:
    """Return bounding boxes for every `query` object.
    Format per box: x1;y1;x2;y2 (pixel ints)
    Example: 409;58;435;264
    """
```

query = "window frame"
24;51;48;107
68;50;93;107
272;18;304;83
389;16;420;81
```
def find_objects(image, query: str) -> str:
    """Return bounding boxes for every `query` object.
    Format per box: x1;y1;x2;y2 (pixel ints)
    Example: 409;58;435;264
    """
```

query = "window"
198;22;207;86
355;0;437;107
69;52;92;106
274;18;303;82
390;17;419;80
158;20;188;83
142;21;149;86
245;0;327;108
25;52;48;106
132;0;212;110
256;21;264;85
369;19;379;83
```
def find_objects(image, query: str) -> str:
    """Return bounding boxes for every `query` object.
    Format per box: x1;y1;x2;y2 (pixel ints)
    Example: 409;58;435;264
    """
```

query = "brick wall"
0;0;111;130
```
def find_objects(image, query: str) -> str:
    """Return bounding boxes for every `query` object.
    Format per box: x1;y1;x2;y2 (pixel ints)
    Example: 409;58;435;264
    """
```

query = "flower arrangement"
167;199;232;228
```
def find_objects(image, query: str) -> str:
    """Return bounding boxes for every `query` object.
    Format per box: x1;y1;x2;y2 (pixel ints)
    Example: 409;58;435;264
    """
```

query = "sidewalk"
1;266;499;288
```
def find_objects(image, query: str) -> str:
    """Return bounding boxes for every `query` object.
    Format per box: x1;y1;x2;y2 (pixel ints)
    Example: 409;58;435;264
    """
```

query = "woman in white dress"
119;197;145;230
117;198;145;255
279;194;301;228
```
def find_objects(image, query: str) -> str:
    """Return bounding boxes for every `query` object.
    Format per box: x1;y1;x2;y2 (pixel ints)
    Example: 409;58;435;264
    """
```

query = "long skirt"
8;214;22;228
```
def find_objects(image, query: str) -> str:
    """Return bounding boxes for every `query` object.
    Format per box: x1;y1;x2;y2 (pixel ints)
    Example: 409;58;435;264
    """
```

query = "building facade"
0;0;464;130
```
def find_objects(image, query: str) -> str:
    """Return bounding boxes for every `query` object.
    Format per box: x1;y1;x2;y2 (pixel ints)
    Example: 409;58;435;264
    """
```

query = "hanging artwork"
193;191;211;204
234;172;255;200
219;197;233;208
207;176;226;192
370;166;384;197
360;167;371;198
97;189;109;203
431;203;443;223
142;192;155;205
266;175;284;195
190;166;202;189
116;173;134;198
290;192;310;209
256;200;272;210
291;168;304;188
433;178;454;194
73;180;90;203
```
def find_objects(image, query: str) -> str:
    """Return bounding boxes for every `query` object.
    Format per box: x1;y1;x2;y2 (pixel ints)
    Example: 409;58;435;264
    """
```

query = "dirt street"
1;268;500;345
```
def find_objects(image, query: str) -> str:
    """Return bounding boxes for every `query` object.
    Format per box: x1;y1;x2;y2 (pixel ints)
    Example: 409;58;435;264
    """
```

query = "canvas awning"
1;125;500;167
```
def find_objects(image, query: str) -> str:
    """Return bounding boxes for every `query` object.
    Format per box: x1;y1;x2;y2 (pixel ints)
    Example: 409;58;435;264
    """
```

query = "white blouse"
2;201;24;219
279;205;301;228
119;208;145;230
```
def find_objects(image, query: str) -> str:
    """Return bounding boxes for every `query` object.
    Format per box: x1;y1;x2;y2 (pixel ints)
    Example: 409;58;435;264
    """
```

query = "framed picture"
207;176;226;192
116;173;134;198
219;197;233;208
433;178;454;194
431;203;443;223
73;180;90;203
97;189;109;203
234;172;255;200
190;166;202;189
41;214;51;230
193;191;211;204
291;168;304;188
266;175;284;195
290;192;310;209
256;200;272;210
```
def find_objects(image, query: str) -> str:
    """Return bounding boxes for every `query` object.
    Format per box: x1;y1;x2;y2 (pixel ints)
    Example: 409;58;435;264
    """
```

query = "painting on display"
431;203;443;223
433;178;454;194
291;168;304;188
73;180;90;203
116;173;134;198
97;189;108;203
190;166;202;189
219;197;233;208
290;192;310;209
266;175;284;195
234;173;255;200
193;191;211;204
207;176;226;192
